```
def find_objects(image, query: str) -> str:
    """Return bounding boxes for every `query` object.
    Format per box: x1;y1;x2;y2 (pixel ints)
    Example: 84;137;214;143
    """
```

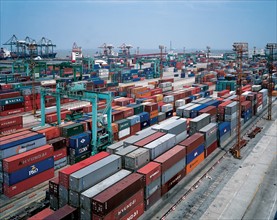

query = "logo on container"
29;165;39;176
80;138;86;144
194;151;198;157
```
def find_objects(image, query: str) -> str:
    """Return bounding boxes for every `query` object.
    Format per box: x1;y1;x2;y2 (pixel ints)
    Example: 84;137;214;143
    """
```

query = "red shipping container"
179;133;205;154
112;111;124;122
0;107;25;116
44;205;78;220
0;124;23;135
154;145;186;173
0;91;21;99
134;132;165;147
217;90;230;97
3;144;54;173
218;100;233;114
0;131;42;146
92;173;144;216
24;106;33;112
150;88;162;96
161;169;185;196
92;189;144;220
0;102;24;111
28;208;55;220
121;202;144;220
59;151;109;188
36;126;61;141
53;147;67;161
199;106;217;115
144;187;161;210
137;162;161;186
122;107;134;118
205;141;218;158
186;153;205;174
0;115;23;128
0;130;31;142
4;168;54;198
130;123;140;135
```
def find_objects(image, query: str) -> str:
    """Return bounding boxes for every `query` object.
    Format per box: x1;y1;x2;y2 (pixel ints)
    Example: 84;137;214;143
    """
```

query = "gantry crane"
159;45;164;80
230;42;248;159
40;84;113;154
266;43;277;120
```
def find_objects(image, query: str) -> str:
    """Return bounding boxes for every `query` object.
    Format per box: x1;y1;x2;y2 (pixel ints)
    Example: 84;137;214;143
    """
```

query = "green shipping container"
69;151;91;165
61;123;84;137
116;119;130;131
0;96;24;106
133;104;143;115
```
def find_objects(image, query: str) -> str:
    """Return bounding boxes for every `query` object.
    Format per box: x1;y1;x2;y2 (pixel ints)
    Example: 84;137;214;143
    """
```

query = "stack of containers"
49;177;60;210
58;152;110;208
47;136;68;170
115;119;131;141
80;169;131;220
176;103;195;118
159;118;187;144
254;92;263;115
224;101;238;134
91;173;145;220
154;145;186;196
137;162;162;210
0;115;23;135
241;100;252;123
138;112;150;130
189;113;211;136
159;82;173;93
0;93;24;116
218;122;231;146
144;103;159;125
123;129;157;147
199;123;218;157
115;145;138;167
68;154;122;208
217;100;233;122
161;103;173;118
68;132;91;165
126;115;141;135
183;104;200;118
259;89;268;107
198;106;217;122
179;133;205;175
2;144;54;197
23;93;40;112
143;134;176;160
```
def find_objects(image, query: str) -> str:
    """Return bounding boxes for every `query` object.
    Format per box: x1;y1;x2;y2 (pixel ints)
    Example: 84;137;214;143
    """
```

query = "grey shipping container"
106;141;124;154
80;169;131;219
225;101;238;115
161;157;186;184
54;157;67;170
175;131;188;144
199;123;218;140
145;176;161;199
115;145;138;167
160;119;187;135
189;113;211;136
176;103;195;117
69;155;122;192
219;130;231;146
151;117;179;131
144;134;176;160
183;104;201;118
157;112;166;122
0;137;47;159
136;127;157;136
125;148;150;171
123;130;157;147
59;185;68;208
224;112;238;122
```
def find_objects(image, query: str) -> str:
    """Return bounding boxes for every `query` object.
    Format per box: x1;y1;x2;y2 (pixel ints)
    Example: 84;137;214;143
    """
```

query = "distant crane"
266;43;277;120
159;45;164;80
118;43;133;56
206;46;211;71
231;42;248;159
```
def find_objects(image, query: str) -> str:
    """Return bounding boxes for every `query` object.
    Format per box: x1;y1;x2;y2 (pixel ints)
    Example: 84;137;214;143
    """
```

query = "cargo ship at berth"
0;42;276;220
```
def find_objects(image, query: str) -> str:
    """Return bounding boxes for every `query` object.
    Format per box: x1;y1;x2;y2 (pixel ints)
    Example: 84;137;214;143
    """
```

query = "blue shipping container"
205;100;221;107
138;112;150;122
70;145;91;156
150;116;158;125
69;132;90;149
186;144;205;164
140;120;150;130
127;115;140;126
218;122;231;137
0;133;45;150
3;157;54;185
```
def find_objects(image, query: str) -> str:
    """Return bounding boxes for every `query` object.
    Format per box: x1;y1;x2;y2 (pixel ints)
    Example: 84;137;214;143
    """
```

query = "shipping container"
49;177;59;197
61;123;84;138
137;162;161;186
125;148;150;171
154;145;186;173
44;205;78;220
69;132;90;149
69;154;122;192
134;132;166;147
28;208;55;220
115;145;138;166
4;168;54;198
91;173;144;216
80;169;131;217
144;134;176;160
186;152;205;174
106;141;124;154
161;169;185;195
3;144;53;173
123;129;157;147
59;151;109;188
0;115;23;129
205;140;218;157
179;133;205;154
145;187;161;210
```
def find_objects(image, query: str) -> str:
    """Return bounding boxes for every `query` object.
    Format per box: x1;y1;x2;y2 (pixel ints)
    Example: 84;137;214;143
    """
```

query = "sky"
1;0;276;52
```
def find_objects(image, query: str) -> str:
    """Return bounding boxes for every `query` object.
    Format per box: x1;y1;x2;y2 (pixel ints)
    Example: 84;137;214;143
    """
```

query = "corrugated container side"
136;162;161;185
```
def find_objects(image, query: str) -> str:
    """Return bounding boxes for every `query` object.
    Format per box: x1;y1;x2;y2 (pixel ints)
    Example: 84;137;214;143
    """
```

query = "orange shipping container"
37;126;61;141
186;153;204;174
